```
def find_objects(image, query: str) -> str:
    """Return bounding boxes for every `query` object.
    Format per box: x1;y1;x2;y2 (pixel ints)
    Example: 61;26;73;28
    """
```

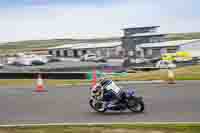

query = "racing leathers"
99;79;124;105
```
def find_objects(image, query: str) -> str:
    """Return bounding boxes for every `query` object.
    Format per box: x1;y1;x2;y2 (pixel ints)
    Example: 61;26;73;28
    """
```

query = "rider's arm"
100;86;104;98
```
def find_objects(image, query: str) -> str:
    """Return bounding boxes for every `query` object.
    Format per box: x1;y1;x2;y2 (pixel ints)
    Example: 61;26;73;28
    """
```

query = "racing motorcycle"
89;83;145;113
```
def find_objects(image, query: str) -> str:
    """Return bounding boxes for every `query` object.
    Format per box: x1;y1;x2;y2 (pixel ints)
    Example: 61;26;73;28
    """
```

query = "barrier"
130;67;160;71
0;71;127;80
37;65;125;73
86;71;102;80
0;72;87;79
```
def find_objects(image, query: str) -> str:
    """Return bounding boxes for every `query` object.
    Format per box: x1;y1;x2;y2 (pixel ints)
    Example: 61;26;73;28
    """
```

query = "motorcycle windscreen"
104;80;121;94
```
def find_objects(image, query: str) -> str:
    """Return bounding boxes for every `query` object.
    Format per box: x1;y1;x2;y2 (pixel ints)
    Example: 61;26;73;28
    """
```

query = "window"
56;50;60;57
64;50;68;57
49;50;53;55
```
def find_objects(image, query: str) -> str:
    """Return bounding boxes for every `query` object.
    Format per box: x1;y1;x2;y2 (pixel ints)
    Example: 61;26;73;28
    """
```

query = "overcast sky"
0;0;200;42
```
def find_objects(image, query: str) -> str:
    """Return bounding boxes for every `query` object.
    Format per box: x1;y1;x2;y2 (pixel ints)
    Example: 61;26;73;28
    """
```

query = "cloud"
0;0;200;42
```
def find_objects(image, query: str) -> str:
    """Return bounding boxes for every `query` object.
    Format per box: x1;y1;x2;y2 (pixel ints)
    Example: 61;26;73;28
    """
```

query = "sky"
0;0;200;42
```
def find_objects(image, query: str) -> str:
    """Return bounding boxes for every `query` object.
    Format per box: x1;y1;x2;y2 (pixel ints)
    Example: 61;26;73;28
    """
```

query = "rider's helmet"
91;84;102;96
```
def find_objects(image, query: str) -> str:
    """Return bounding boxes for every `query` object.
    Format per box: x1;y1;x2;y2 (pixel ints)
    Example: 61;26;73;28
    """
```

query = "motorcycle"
89;87;145;113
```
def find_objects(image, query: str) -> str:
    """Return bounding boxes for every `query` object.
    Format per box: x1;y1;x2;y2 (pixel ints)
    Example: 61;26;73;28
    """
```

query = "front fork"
91;97;107;109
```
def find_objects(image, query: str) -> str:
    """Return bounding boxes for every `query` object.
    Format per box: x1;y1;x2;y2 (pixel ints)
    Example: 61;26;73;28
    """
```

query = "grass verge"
0;79;91;87
112;65;200;81
0;124;200;133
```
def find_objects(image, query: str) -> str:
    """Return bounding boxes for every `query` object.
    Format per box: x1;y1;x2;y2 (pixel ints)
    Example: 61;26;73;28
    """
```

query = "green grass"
166;32;200;41
0;124;200;133
0;79;91;87
113;65;200;81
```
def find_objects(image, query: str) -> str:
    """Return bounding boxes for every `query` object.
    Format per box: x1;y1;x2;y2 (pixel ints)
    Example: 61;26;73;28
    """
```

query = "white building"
137;39;200;58
48;41;124;58
48;39;200;59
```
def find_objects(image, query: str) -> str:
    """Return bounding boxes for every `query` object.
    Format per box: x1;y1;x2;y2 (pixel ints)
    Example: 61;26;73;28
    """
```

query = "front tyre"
127;98;144;113
89;99;106;113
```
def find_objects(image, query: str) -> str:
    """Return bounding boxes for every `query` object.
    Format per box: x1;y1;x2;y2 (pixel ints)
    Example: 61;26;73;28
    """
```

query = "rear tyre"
127;98;144;113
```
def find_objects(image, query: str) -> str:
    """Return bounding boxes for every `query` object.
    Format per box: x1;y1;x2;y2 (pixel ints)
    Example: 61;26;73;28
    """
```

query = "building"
48;26;167;58
123;26;159;36
122;26;167;58
137;39;200;58
47;26;200;59
48;41;124;58
48;44;79;57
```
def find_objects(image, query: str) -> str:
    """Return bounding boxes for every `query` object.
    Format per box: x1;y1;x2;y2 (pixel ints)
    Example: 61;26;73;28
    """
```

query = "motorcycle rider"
92;77;125;106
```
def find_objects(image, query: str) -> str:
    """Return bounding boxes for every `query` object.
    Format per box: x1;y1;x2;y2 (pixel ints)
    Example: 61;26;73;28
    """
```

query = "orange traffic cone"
34;74;47;92
92;68;97;87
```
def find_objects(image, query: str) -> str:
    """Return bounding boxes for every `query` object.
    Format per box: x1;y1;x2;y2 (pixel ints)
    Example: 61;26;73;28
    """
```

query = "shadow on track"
88;110;148;116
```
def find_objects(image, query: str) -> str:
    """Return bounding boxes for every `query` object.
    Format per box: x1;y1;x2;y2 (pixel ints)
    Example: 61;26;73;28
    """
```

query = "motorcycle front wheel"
89;99;107;113
127;98;144;113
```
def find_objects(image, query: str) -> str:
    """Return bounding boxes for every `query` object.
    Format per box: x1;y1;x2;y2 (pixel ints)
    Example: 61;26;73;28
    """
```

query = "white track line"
0;122;200;127
61;80;165;86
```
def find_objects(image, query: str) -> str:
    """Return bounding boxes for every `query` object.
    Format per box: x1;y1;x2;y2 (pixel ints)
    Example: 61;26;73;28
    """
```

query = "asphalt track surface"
0;81;200;124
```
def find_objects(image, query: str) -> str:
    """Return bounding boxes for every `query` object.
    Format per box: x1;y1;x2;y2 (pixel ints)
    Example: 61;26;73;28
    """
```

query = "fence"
0;72;87;79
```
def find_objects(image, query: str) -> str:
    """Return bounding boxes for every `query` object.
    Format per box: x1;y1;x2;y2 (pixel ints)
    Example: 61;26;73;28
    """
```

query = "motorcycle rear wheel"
127;98;144;113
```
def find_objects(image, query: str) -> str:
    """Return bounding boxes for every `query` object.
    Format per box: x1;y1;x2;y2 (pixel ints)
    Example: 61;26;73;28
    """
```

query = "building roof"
122;26;160;31
139;39;200;48
72;41;121;49
122;33;165;39
48;41;122;50
48;44;81;50
130;32;167;37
